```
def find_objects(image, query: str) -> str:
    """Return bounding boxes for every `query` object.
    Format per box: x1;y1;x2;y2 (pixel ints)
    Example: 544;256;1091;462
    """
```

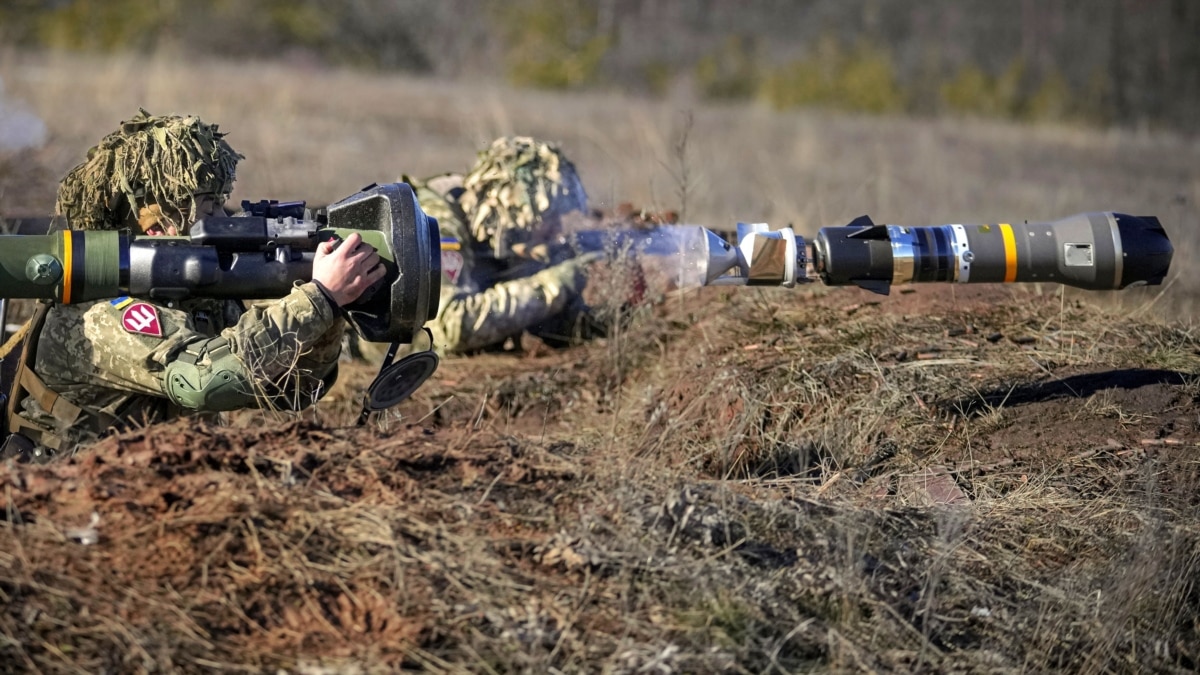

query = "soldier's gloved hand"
312;232;387;307
511;242;553;263
552;251;604;293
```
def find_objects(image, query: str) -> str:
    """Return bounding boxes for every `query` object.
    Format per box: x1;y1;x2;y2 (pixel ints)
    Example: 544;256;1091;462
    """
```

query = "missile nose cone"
702;228;740;284
1115;214;1173;287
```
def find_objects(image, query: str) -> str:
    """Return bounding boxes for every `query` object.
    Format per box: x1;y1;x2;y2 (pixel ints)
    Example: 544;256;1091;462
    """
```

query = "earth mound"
3;284;1199;673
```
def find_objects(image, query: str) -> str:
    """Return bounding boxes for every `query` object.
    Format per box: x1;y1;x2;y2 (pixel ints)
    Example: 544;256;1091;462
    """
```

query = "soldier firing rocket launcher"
562;212;1173;294
0;182;442;415
0;182;441;344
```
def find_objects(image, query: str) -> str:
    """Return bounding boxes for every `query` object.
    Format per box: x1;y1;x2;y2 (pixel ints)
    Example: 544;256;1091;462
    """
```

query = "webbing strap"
5;302;52;446
4;303;115;450
19;365;85;427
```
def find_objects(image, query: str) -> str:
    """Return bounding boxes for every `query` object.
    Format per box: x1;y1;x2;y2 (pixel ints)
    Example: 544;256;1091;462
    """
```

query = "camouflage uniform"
412;137;596;354
4;111;344;458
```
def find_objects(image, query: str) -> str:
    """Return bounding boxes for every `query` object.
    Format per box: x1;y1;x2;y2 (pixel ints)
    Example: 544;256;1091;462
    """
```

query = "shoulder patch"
442;249;464;284
121;302;163;337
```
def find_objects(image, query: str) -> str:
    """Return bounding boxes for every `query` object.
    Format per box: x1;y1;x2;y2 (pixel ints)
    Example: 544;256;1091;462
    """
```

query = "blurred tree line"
1;0;1197;131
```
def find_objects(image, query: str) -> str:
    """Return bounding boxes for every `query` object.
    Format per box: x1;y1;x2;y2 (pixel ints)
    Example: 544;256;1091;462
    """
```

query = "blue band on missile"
914;226;955;282
70;230;86;303
933;226;952;281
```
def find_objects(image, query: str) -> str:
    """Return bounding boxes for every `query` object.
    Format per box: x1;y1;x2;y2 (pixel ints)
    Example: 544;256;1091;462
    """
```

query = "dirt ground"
3;279;1198;674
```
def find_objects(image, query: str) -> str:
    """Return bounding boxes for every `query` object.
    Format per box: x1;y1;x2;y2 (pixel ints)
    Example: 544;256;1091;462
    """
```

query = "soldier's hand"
535;252;601;298
312;232;387;307
511;242;553;263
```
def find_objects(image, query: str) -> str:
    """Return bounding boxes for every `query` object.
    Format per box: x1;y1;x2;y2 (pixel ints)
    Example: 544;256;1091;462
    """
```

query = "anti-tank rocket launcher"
0;182;443;415
0;196;1177;412
560;212;1173;293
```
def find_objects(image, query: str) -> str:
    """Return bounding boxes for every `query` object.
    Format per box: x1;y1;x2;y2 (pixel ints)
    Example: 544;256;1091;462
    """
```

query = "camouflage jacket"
412;175;590;354
13;282;343;453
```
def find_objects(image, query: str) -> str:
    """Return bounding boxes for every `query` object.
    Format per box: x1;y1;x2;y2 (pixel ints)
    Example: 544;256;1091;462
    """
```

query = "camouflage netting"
459;136;588;258
54;109;243;231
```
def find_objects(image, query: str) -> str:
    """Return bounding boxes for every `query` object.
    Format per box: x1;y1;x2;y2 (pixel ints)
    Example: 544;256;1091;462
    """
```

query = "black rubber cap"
365;350;440;411
1114;214;1173;287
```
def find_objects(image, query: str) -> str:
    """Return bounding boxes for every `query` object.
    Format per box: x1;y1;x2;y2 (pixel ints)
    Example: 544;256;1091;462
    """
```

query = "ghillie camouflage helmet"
459;136;588;258
55;109;243;231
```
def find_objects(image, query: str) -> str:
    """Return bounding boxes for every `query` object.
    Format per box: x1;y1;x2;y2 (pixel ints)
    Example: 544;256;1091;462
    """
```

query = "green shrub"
1077;68;1113;126
762;58;829;109
940;65;991;114
502;0;610;90
641;60;674;97
35;0;177;52
23;0;430;72
1026;69;1073;122
940;58;1027;118
264;0;327;44
761;37;904;114
695;35;762;100
834;42;906;113
993;58;1027;116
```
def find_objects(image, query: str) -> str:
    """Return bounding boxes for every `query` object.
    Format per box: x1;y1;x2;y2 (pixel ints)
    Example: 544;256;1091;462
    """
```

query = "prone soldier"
408;136;602;355
1;111;384;460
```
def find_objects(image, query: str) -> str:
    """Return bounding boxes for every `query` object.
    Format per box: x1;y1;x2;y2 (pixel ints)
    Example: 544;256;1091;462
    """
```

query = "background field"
1;50;1198;312
0;40;1199;674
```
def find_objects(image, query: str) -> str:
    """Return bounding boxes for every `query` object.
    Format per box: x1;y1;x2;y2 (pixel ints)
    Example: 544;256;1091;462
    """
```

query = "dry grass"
1;51;1199;673
4;284;1200;673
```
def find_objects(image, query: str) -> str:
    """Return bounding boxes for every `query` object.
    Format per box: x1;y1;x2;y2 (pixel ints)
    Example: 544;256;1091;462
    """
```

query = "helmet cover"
459;136;587;258
55;109;243;231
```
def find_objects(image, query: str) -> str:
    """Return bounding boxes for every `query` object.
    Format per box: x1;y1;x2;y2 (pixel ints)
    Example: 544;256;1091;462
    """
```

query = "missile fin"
846;215;876;229
852;279;892;295
846;222;889;241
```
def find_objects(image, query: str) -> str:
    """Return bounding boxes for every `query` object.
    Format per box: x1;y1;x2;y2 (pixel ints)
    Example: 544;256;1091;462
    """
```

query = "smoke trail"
568;225;714;290
630;225;710;289
0;76;48;152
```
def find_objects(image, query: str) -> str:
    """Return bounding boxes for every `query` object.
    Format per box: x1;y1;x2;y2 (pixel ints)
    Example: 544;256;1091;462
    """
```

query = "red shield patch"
442;250;464;284
121;302;163;337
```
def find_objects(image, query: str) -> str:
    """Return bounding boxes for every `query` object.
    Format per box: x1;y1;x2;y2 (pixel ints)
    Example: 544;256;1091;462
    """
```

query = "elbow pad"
163;338;259;412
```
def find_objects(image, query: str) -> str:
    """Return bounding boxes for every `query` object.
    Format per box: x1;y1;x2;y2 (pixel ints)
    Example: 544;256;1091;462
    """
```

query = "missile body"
812;212;1172;294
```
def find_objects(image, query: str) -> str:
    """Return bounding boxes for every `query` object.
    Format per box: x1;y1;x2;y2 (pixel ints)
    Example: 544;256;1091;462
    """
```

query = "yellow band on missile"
999;223;1017;283
61;230;73;304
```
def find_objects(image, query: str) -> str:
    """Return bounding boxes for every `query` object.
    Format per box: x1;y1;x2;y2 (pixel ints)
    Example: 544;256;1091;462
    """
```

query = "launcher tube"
0;183;441;344
0;231;124;303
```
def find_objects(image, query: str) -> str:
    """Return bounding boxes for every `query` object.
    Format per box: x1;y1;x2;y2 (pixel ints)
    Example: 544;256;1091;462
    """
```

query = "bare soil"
4;282;1199;674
